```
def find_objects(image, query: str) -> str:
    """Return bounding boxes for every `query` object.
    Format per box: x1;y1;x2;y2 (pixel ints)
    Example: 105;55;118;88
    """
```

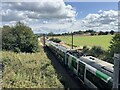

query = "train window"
78;62;85;81
66;54;69;64
86;70;112;89
71;58;77;69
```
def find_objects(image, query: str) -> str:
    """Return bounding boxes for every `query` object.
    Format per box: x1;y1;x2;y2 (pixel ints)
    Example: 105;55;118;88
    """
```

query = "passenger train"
46;40;113;89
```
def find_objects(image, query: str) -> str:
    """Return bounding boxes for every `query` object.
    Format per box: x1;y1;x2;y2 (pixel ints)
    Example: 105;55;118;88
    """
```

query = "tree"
89;46;104;57
105;31;109;35
104;34;120;64
48;32;54;36
98;31;104;35
109;34;120;54
2;22;39;53
110;30;114;35
2;26;14;50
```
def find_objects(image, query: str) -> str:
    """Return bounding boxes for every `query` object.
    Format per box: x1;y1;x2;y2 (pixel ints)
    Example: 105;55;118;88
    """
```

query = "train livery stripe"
86;64;96;75
96;70;111;82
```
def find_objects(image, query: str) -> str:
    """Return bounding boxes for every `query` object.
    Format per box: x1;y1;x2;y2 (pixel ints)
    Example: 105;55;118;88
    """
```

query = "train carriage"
46;40;113;89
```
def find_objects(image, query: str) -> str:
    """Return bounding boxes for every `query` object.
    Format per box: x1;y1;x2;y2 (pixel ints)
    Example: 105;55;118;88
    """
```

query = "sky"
1;0;118;34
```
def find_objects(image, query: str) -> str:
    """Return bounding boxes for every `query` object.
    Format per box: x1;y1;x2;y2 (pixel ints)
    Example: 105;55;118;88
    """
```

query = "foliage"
2;22;39;53
2;47;63;88
82;46;89;55
82;45;105;58
46;30;116;36
110;30;114;35
104;34;120;64
47;32;54;36
89;46;105;57
49;38;61;43
98;31;109;35
109;34;120;54
102;51;114;64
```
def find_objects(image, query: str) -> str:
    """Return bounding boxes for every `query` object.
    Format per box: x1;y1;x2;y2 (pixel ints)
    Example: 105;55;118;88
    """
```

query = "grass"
57;35;114;50
1;46;63;88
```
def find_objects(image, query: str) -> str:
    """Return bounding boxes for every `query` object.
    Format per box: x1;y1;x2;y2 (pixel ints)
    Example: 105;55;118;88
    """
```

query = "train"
46;40;113;89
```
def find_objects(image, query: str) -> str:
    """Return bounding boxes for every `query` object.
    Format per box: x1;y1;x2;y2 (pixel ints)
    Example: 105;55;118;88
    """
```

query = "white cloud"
79;10;118;31
2;0;76;21
1;1;118;33
98;10;102;13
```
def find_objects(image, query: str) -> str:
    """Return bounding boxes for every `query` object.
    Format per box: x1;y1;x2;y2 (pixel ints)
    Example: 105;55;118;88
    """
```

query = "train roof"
49;40;70;52
79;56;113;77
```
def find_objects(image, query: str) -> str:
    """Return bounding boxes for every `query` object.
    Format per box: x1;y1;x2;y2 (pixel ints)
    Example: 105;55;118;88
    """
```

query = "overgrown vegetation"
2;47;63;88
2;22;39;53
49;38;61;43
105;34;120;63
82;34;120;64
82;46;105;59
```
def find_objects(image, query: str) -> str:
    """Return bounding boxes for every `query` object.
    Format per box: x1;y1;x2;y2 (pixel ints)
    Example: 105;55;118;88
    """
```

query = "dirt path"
44;47;87;90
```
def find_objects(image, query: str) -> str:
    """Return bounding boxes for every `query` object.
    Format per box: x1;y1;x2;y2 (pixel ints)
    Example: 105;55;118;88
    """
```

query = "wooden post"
71;32;73;49
113;54;120;89
43;34;45;47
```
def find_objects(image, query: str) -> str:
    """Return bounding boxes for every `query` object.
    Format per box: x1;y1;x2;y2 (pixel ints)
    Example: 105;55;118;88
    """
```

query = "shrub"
89;46;105;57
49;38;61;43
82;46;89;55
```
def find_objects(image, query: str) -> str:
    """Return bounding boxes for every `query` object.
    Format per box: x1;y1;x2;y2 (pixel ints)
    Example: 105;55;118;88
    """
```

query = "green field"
58;35;114;50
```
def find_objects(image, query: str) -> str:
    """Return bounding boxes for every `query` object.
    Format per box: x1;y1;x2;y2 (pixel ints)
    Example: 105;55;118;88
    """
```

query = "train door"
78;61;85;82
63;52;65;64
65;53;69;65
68;55;72;69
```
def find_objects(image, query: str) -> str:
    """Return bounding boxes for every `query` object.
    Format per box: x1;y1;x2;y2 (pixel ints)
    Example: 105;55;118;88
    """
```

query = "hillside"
1;47;63;88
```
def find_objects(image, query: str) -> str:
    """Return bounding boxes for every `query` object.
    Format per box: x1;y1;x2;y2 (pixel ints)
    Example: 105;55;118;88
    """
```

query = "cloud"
1;1;118;33
2;0;76;21
2;9;27;21
80;10;118;31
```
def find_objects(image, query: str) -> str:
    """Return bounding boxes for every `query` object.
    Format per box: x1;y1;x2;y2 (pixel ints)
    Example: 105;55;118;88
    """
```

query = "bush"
49;38;61;43
89;46;105;57
82;46;89;55
2;22;39;53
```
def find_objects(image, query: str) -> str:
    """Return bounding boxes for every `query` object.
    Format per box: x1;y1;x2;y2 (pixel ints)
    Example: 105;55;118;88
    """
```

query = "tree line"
47;30;115;36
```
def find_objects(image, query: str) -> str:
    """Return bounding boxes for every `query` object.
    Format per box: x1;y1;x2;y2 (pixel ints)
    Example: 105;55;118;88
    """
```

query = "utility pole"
71;32;73;49
43;34;46;47
113;53;120;89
